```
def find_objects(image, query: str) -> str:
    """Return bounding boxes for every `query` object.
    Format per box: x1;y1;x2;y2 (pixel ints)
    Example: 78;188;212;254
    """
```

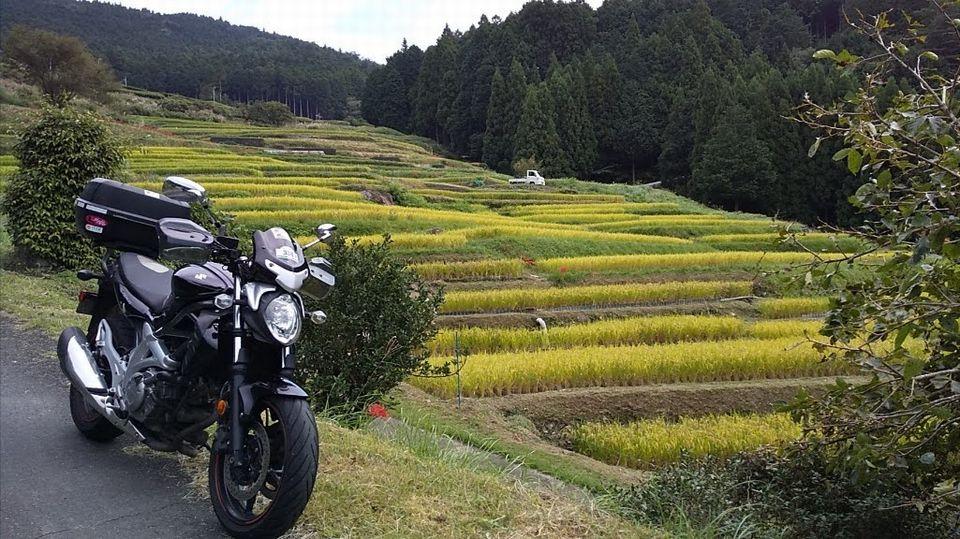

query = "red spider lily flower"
521;256;536;266
558;266;568;273
368;402;389;419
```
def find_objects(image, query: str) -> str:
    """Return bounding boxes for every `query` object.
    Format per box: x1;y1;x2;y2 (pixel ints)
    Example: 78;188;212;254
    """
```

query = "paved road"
0;316;224;538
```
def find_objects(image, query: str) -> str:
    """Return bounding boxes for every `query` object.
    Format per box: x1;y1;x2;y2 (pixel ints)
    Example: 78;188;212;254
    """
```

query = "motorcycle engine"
125;367;183;423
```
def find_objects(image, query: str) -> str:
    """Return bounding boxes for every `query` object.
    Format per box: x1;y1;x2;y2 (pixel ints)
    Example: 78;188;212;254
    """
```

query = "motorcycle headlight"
262;294;301;344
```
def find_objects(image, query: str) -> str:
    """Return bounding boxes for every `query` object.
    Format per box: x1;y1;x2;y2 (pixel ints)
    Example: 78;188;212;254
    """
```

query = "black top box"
75;178;192;258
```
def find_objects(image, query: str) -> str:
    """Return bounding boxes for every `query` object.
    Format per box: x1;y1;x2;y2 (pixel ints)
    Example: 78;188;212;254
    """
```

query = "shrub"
615;449;952;538
296;236;444;410
242;101;294;126
1;105;124;268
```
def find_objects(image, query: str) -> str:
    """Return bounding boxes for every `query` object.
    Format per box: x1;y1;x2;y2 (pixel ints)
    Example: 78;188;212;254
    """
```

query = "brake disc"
225;421;271;502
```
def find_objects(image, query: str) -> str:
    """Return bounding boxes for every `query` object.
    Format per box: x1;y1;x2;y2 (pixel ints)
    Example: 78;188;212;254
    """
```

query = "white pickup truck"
509;169;545;186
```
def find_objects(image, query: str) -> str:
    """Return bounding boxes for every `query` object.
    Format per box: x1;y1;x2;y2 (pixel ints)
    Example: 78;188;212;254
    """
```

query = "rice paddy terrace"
2;114;866;472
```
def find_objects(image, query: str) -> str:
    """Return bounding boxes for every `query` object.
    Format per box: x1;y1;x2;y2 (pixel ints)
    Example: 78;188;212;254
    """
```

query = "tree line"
0;0;376;120
363;0;939;225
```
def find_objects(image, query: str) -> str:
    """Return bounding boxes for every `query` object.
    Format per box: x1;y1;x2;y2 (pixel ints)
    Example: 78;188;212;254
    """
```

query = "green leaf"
920;51;939;62
894;325;911;349
808;137;822;158
902;358;925;381
847;149;862;174
832;148;851;161
876;169;892;189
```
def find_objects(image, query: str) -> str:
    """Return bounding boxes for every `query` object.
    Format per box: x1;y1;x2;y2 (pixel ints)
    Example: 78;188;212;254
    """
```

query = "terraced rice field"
572;413;802;466
70;116;862;468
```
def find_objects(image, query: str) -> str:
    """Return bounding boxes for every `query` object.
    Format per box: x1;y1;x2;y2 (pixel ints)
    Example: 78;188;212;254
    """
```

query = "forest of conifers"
363;0;957;224
0;0;375;120
3;0;956;224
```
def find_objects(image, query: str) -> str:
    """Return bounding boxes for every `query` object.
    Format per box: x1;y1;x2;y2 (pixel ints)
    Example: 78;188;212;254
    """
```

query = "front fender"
236;377;308;420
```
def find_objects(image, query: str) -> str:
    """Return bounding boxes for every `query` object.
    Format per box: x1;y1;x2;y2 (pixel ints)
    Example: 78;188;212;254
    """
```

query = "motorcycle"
59;175;335;538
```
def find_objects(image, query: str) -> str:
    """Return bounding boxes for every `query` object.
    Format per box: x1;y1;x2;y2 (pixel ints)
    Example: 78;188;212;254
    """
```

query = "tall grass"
440;280;752;313
411;337;847;398
571;414;801;466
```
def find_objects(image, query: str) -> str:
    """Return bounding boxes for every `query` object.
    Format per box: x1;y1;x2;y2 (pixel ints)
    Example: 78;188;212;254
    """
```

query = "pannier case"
75;178;192;258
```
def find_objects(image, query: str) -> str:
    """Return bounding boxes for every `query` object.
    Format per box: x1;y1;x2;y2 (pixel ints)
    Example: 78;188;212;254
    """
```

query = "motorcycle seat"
118;252;173;314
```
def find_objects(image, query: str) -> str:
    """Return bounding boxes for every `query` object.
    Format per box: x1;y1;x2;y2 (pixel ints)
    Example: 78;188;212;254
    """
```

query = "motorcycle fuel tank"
172;262;233;299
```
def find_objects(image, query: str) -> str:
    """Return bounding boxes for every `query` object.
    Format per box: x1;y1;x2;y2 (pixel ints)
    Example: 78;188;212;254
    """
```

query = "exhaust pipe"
58;327;143;440
58;327;107;393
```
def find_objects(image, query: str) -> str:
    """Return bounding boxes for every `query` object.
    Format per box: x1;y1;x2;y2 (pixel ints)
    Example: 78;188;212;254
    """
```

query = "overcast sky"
104;0;603;63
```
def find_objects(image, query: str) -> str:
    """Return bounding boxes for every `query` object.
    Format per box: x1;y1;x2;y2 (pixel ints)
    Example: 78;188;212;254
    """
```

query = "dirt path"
0;316;224;538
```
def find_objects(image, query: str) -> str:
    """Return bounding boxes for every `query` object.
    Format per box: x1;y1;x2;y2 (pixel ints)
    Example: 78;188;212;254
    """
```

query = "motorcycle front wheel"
209;396;318;538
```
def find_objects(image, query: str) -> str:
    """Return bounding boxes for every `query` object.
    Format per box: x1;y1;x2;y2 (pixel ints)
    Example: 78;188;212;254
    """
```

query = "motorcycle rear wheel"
69;384;122;442
209;396;318;538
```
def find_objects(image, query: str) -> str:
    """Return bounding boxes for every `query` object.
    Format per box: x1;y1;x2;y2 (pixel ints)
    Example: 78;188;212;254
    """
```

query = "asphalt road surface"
0;316;224;538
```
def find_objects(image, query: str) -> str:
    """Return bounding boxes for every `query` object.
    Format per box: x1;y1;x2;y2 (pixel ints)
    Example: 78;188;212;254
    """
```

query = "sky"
105;0;604;63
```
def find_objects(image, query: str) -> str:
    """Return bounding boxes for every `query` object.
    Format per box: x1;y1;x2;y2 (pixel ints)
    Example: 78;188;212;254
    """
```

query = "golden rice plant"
537;251;829;274
413;251;814;281
410;337;848;398
429;316;822;355
518;212;659;224
439;280;752;313
571;414;801;467
212;196;366;212
462;225;693;245
350;231;469;249
747;319;823;339
506;202;686;215
411;259;525;281
757;297;831;318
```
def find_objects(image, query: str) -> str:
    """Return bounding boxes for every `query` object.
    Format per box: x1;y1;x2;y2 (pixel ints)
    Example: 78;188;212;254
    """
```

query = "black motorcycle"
59;176;335;538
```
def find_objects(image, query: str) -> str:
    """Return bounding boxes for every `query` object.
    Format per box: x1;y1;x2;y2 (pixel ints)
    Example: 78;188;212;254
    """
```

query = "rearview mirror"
315;223;337;244
162;176;207;204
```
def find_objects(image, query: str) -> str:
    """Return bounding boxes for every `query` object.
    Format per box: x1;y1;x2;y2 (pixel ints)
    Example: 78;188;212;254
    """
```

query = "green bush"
242;101;294;126
1;105;124;268
296;236;444;410
615;448;953;538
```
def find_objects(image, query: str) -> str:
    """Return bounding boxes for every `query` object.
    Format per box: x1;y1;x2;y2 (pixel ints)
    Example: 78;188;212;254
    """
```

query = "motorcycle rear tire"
69;384;123;442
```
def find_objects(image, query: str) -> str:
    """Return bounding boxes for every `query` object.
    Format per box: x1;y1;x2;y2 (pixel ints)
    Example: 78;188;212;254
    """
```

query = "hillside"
0;86;870;535
0;0;376;119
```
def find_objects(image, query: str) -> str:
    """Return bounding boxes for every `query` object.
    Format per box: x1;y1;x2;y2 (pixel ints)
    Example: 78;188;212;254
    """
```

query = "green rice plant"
571;414;801;467
757;297;831;318
439;280;752;313
429;316;822;355
410;337;848;398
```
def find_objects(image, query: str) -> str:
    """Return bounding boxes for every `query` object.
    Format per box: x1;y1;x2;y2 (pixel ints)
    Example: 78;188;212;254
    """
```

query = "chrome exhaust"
58;327;107;392
58;327;143;440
